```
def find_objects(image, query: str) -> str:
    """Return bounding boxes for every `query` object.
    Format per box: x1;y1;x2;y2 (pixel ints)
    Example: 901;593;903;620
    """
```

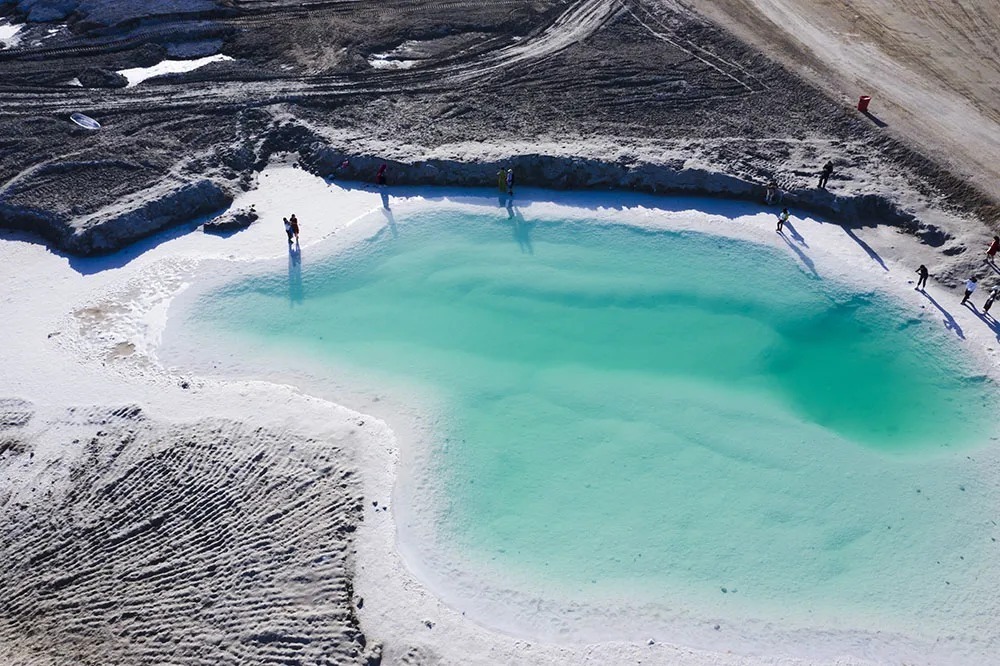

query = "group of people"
918;235;1000;316
957;275;1000;315
766;164;1000;321
955;236;1000;313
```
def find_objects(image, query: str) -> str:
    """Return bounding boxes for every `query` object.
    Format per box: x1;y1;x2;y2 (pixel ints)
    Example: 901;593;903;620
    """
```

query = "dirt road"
692;0;1000;212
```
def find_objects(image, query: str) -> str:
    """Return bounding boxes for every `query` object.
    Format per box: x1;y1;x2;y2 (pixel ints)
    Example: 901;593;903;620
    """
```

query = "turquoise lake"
180;208;998;636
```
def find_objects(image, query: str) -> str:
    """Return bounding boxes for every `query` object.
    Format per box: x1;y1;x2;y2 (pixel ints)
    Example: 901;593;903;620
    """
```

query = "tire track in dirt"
0;0;614;114
626;0;766;92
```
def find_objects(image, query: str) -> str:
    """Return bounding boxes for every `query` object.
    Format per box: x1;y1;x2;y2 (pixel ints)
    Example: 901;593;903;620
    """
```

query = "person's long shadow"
920;290;964;339
963;301;1000;340
843;226;888;271
288;243;303;305
777;230;817;277
381;206;398;239
507;200;533;254
781;219;808;247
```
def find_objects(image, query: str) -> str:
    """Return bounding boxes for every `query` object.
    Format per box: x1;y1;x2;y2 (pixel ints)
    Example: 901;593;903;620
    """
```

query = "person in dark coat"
818;161;833;189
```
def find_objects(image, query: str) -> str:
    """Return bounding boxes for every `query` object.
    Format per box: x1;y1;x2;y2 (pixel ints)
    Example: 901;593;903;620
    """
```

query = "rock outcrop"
0;178;232;255
77;67;128;89
203;204;257;234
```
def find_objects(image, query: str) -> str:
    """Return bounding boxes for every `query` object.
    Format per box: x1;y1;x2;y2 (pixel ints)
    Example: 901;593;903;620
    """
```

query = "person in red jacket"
986;235;999;263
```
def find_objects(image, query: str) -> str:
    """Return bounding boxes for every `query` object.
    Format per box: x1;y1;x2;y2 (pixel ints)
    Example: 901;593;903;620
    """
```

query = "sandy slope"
691;0;1000;208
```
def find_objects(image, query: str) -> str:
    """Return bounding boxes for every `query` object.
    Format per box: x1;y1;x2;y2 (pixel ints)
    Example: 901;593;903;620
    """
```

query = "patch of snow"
117;54;233;87
368;54;418;70
0;20;23;49
368;40;425;70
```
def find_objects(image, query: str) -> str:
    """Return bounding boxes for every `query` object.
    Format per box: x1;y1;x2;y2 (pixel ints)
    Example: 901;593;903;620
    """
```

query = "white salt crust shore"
3;164;1000;665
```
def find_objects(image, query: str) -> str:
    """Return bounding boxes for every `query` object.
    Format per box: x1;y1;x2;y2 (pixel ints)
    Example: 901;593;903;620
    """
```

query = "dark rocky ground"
0;0;996;259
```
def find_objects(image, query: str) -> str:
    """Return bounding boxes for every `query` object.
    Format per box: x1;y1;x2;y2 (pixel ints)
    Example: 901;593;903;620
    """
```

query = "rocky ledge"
203;204;258;234
0;177;231;255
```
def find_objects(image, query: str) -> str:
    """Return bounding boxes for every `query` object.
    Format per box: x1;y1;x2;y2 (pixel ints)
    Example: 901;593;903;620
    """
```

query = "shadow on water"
920;290;964;339
777;229;818;277
507;200;534;254
381;205;398;239
843;226;888;271
288;242;303;304
23;180;901;278
329;181;770;220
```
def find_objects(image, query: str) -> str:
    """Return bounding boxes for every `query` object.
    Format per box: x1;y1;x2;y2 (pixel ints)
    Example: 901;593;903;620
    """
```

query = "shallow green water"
186;210;996;632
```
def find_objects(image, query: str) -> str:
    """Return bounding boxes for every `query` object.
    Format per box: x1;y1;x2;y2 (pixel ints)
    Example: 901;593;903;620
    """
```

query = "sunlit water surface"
172;209;999;644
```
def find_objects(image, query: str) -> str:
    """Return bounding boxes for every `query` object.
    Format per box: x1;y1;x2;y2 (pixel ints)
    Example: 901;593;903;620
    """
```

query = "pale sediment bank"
0;402;380;666
0;138;954;263
302;145;920;227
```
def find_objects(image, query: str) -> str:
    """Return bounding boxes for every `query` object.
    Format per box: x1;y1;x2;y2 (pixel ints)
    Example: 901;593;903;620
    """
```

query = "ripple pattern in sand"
0;403;378;666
